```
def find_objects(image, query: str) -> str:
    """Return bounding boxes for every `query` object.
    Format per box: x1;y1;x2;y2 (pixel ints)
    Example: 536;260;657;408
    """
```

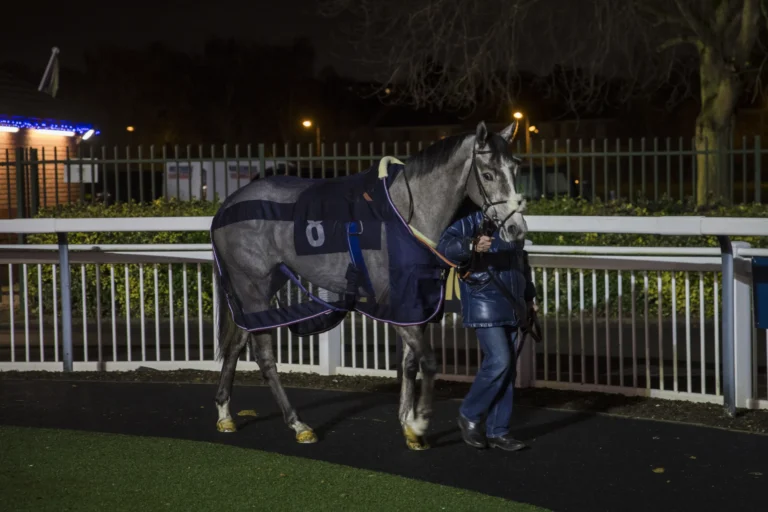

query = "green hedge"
524;196;767;320
24;196;768;322
26;199;220;322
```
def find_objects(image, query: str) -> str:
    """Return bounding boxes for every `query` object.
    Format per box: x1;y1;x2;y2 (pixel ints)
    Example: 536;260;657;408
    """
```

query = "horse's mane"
404;133;471;179
404;130;513;179
402;129;516;224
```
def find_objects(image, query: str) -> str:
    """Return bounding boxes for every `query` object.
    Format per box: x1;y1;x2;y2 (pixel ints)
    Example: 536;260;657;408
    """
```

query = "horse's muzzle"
500;213;528;242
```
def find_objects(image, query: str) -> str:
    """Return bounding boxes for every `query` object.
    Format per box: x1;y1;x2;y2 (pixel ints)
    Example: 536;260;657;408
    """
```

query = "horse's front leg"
416;337;438;435
394;324;433;450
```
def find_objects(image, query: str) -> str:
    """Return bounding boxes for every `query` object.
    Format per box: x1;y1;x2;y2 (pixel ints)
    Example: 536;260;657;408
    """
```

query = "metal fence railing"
2;137;767;220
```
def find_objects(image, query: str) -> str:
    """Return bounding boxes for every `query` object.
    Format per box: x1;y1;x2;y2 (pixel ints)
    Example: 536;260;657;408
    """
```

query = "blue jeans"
459;326;518;438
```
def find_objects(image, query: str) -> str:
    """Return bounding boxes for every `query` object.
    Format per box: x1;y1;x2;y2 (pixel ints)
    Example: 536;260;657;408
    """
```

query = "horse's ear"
475;121;488;148
500;122;517;143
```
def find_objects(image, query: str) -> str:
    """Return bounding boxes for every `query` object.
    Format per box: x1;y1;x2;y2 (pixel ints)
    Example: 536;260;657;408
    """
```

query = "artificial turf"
0;426;548;512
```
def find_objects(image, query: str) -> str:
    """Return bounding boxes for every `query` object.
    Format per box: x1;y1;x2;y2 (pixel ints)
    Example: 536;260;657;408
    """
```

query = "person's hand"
474;235;493;252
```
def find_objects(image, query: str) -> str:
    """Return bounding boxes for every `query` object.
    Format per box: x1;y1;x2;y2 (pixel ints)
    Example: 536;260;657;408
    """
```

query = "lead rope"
401;166;415;224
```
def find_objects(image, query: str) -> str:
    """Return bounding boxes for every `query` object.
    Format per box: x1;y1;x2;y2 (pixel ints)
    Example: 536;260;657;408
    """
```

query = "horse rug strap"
346;220;375;299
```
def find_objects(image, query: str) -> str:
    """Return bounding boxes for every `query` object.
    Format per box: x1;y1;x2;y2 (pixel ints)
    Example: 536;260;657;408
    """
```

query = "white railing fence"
0;216;766;413
0;250;324;375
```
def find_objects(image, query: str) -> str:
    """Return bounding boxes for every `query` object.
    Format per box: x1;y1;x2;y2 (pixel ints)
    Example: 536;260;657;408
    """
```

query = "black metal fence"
2;136;766;219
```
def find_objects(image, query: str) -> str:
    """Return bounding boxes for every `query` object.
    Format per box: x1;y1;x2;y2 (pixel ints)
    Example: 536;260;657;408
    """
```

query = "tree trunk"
694;117;731;205
694;50;738;206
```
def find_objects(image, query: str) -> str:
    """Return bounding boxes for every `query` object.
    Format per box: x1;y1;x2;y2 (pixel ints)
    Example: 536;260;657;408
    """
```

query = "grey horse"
210;120;528;450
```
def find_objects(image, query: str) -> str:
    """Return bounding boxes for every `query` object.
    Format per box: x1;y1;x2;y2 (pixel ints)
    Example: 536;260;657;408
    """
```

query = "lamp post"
301;119;321;156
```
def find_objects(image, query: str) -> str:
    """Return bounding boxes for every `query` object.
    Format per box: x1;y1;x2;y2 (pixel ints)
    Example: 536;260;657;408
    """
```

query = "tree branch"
714;0;740;33
318;0;767;116
658;36;703;53
673;0;717;48
760;0;768;40
632;2;684;26
735;0;761;65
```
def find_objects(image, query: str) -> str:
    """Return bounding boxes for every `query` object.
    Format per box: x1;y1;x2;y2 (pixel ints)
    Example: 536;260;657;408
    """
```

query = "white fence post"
316;288;341;375
318;325;341;376
58;233;74;372
732;242;753;408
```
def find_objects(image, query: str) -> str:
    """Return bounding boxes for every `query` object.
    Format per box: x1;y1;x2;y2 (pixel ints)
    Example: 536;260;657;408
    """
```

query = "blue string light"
0;115;95;135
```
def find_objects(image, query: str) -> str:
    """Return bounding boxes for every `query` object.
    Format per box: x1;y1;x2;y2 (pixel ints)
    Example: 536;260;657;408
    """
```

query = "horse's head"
465;120;527;242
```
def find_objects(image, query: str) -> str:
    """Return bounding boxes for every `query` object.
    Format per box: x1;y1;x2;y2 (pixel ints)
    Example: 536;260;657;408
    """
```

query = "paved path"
1;379;766;511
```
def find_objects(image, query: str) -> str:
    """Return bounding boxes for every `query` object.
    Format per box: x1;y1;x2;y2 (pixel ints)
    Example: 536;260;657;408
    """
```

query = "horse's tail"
213;253;238;362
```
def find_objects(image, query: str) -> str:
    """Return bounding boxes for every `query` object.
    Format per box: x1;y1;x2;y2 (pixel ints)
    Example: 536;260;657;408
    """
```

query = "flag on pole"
38;47;60;98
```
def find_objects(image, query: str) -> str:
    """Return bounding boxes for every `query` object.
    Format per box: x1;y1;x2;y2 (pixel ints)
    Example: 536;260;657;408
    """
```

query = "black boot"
487;434;526;452
457;415;487;449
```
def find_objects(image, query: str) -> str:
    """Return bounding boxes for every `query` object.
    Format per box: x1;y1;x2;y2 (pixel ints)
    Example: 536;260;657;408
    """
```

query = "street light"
301;119;321;156
512;111;531;153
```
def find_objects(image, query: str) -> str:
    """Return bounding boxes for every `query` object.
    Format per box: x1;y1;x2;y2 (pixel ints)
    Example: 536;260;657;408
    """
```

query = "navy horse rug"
210;157;447;336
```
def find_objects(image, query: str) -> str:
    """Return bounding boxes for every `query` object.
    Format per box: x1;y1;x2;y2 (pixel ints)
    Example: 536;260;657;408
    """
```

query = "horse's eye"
482;172;494;181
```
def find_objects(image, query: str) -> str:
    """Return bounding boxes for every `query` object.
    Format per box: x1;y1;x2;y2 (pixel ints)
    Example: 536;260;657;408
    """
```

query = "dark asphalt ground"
0;379;766;512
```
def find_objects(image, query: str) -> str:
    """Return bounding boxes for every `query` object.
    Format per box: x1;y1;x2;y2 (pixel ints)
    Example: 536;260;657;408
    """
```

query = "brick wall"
0;130;81;219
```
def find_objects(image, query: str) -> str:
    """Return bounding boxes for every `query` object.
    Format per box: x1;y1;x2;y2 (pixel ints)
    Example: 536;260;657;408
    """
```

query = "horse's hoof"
296;430;318;444
216;418;237;433
404;426;430;451
406;437;430;451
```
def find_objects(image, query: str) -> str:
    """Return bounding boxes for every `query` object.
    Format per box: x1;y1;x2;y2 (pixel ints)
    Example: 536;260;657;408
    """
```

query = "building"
0;72;96;219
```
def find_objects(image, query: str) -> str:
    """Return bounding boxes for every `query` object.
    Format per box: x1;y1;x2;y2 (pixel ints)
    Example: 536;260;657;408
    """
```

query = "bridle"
462;142;522;236
400;134;522;234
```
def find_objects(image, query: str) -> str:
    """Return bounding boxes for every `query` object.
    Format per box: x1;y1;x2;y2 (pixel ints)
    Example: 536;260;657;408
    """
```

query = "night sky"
3;0;355;76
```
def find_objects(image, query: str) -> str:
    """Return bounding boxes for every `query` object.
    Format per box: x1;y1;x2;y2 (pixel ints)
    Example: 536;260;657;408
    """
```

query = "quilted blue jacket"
437;211;536;328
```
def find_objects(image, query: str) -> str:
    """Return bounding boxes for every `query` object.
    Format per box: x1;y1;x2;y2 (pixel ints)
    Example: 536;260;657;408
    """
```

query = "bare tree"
321;0;768;205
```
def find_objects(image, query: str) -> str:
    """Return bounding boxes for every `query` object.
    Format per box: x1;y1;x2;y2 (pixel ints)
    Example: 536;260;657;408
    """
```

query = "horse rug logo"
305;220;325;247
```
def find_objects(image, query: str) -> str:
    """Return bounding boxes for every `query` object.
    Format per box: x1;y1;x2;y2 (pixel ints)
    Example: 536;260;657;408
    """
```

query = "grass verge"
0;425;547;512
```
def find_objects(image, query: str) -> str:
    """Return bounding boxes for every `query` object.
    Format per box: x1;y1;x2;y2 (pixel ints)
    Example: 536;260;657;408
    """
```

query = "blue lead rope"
346;221;376;299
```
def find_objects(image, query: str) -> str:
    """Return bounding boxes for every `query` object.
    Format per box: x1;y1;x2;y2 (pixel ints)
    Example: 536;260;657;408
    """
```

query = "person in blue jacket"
437;210;536;452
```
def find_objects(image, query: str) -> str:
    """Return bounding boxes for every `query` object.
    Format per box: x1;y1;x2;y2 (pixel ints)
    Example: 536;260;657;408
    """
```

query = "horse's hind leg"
213;257;286;434
395;324;435;451
214;328;248;433
249;332;318;443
